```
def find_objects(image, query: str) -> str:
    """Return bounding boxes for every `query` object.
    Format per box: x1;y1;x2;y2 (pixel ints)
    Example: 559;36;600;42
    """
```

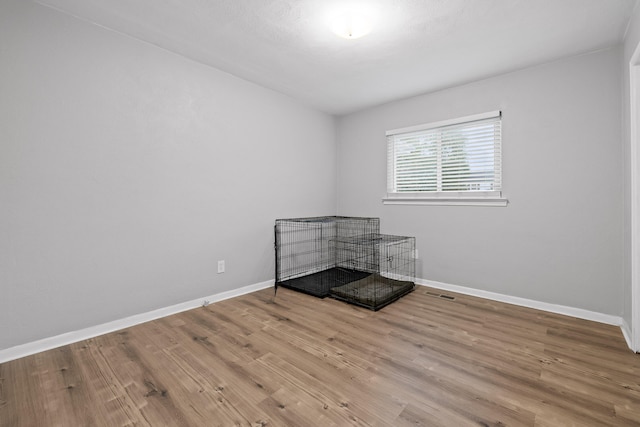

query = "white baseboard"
621;318;636;352
0;280;274;364
417;278;624;327
2;277;633;363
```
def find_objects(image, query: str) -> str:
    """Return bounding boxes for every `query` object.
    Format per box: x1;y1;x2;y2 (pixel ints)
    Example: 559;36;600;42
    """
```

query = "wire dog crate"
275;217;415;310
330;234;415;310
275;216;380;297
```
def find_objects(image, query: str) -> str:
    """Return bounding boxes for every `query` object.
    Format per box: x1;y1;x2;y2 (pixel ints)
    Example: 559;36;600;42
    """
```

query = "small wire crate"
330;234;415;310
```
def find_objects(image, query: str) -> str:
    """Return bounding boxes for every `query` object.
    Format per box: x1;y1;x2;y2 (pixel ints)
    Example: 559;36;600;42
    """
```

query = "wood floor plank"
1;286;640;426
72;339;148;426
1;355;47;427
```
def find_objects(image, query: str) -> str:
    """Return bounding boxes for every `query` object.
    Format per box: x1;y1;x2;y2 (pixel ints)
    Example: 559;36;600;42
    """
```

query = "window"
384;111;507;206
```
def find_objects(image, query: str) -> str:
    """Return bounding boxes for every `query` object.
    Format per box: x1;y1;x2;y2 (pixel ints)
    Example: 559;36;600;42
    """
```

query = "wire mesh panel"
331;234;415;310
275;216;380;297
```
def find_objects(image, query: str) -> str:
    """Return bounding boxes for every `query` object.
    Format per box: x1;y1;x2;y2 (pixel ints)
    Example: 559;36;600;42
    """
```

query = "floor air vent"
425;291;455;301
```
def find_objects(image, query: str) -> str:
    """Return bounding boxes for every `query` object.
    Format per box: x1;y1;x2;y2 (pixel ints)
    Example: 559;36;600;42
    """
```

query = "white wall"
622;2;640;336
0;0;336;351
337;48;624;316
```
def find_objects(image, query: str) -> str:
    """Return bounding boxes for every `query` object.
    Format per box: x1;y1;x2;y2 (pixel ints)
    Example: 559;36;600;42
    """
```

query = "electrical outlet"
217;260;225;273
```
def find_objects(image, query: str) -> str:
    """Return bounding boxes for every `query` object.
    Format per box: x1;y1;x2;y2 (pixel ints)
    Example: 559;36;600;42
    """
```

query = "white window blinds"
387;111;502;200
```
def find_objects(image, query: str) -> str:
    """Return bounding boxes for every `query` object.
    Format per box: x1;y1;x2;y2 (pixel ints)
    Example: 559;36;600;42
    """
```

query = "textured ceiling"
36;0;637;115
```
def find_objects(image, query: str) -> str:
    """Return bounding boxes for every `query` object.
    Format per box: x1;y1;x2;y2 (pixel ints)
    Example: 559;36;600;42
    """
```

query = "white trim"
386;110;501;136
631;42;640;353
621;318;634;351
417;278;623;327
383;197;508;207
2;277;631;362
0;280;274;364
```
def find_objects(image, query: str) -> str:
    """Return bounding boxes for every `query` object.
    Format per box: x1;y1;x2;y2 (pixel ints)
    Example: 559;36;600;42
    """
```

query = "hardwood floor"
1;286;639;426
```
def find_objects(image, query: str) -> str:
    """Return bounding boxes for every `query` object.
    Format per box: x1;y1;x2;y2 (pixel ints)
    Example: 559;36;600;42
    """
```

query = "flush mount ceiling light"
327;4;376;39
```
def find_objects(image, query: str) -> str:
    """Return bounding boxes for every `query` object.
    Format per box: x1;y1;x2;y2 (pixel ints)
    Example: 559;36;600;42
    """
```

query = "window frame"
383;111;508;207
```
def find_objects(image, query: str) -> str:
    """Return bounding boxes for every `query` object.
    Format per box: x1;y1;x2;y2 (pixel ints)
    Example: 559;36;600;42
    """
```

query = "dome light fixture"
328;4;375;39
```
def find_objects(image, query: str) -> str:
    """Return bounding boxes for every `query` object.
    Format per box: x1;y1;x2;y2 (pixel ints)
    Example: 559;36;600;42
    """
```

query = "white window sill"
382;196;508;207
